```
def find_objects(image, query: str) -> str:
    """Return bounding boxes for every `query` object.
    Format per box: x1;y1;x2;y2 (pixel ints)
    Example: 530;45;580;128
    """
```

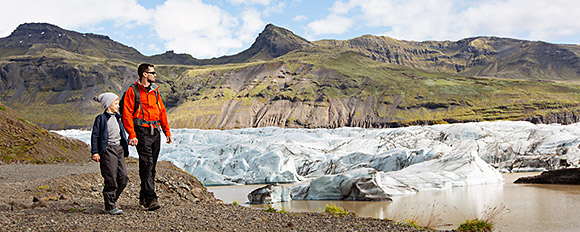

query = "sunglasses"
145;71;156;75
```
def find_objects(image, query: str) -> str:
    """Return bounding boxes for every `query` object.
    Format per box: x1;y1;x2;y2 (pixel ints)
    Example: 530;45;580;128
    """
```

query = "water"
208;172;580;231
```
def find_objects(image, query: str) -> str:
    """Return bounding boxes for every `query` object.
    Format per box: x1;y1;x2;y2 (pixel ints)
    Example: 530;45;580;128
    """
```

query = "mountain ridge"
3;22;579;81
1;22;580;130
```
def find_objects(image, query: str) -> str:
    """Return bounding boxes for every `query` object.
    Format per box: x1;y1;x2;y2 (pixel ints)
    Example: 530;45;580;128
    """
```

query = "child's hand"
92;154;100;162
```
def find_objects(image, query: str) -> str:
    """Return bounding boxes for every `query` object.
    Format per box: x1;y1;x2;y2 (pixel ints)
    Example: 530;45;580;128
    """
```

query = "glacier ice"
54;121;580;199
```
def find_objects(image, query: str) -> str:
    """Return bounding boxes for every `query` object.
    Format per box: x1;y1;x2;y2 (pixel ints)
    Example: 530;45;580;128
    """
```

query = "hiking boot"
106;208;123;215
139;199;146;207
145;200;161;211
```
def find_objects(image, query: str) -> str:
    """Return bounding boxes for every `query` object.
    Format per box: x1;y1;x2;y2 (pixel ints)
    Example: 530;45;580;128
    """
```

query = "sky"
1;0;580;59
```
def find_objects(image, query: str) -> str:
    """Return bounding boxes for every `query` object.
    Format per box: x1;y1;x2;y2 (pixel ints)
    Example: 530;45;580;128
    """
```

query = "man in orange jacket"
122;63;172;211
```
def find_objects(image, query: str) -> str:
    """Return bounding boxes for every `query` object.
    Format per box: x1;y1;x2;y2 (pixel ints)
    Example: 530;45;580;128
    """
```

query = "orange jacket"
122;81;171;140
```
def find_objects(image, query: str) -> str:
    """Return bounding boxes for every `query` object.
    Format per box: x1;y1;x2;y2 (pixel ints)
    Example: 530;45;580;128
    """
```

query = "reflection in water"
208;173;580;231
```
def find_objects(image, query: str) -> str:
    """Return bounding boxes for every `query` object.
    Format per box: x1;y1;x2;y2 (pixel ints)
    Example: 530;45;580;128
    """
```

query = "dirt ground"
0;160;435;231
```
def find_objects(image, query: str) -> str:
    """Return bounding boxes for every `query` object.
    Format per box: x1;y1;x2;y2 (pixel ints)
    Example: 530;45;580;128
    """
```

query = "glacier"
55;121;580;199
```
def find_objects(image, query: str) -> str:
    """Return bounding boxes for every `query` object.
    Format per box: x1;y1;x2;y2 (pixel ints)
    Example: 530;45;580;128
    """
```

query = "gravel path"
0;163;99;183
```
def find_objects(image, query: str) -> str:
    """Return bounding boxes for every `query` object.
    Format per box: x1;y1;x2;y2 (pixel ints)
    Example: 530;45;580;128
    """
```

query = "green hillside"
1;23;580;129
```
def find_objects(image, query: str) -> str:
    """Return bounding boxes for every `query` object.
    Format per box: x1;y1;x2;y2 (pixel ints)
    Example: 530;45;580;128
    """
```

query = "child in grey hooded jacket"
91;92;129;215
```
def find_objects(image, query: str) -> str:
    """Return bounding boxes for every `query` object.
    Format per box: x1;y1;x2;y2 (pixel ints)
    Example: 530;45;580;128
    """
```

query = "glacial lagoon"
209;172;580;231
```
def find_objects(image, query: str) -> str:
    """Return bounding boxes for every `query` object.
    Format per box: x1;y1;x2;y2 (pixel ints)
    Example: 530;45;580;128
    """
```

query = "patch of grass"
393;202;449;230
37;185;50;190
456;202;508;232
324;203;349;216
264;204;278;213
232;200;239;206
69;208;85;212
397;219;424;230
262;205;289;214
278;207;289;214
18;118;33;125
457;218;493;232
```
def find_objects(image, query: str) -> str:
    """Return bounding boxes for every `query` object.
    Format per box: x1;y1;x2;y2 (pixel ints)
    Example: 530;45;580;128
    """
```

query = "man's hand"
129;138;138;146
166;136;173;144
92;154;100;162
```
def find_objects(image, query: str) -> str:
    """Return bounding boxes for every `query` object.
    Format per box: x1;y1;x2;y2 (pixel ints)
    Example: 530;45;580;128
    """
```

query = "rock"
32;200;47;208
11;202;29;210
0;204;10;211
83;207;104;214
514;168;580;184
247;184;291;204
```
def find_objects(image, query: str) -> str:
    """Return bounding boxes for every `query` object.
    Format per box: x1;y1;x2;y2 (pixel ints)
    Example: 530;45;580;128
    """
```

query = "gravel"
0;160;439;231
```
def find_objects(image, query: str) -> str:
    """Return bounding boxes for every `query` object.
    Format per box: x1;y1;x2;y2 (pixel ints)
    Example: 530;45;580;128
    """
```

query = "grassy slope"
162;47;580;128
0;103;90;164
2;41;580;129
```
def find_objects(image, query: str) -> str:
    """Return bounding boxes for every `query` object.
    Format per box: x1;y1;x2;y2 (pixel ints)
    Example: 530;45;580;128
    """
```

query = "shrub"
278;207;289;214
457;218;493;231
324;203;349;216
457;203;507;231
264;204;277;213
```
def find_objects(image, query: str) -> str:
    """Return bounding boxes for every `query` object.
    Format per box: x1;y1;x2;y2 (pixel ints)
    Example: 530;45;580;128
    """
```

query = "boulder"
514;168;580;184
0;205;10;211
10;202;29;210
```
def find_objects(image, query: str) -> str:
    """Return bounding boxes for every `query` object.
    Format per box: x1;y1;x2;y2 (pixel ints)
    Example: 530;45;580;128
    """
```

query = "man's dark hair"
138;63;154;78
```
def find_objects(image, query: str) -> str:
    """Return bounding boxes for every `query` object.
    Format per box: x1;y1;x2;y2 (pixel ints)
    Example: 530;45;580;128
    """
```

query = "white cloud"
457;0;580;42
307;14;353;36
153;0;265;58
0;0;149;37
238;8;266;43
263;2;286;17
325;0;580;43
146;43;161;52
293;15;307;22
227;0;271;6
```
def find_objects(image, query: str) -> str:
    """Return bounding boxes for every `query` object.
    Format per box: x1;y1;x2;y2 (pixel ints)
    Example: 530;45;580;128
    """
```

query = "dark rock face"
524;111;580;125
514;168;580;184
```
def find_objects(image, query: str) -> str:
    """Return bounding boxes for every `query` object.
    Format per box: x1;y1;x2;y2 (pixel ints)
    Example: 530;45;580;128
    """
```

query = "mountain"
208;23;314;63
0;102;89;163
0;23;146;60
312;35;580;81
1;23;580;130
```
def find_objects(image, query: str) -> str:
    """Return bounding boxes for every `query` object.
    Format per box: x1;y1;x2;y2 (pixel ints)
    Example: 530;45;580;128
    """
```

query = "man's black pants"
100;144;128;211
136;125;161;204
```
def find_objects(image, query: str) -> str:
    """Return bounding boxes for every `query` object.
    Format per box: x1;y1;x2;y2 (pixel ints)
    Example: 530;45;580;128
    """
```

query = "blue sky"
2;0;579;58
